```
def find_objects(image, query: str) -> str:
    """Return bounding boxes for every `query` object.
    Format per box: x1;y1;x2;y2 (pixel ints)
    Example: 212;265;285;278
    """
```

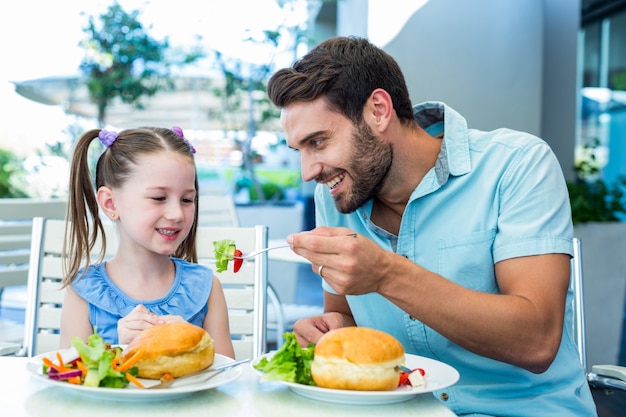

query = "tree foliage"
79;2;171;127
0;148;28;198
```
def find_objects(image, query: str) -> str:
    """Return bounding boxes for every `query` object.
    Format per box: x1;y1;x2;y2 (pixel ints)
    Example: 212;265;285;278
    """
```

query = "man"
267;36;596;416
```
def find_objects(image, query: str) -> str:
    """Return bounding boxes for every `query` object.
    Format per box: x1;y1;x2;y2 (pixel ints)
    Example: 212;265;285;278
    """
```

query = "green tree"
213;30;282;203
79;2;171;127
0;148;28;198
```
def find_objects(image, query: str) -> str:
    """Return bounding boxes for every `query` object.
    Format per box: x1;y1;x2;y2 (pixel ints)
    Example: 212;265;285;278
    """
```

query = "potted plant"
567;139;626;368
567;139;626;224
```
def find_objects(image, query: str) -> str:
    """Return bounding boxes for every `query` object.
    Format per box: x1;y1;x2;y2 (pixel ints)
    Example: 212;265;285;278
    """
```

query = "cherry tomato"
233;249;243;273
398;368;426;387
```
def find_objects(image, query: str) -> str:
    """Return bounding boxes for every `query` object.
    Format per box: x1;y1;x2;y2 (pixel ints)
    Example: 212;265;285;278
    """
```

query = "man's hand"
292;311;352;346
288;227;394;295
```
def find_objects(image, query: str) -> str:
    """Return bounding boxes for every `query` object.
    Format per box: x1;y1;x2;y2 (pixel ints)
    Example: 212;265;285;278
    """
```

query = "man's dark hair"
267;36;415;125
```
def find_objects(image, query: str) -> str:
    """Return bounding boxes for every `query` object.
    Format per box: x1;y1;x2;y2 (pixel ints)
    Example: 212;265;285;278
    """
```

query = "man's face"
282;98;392;213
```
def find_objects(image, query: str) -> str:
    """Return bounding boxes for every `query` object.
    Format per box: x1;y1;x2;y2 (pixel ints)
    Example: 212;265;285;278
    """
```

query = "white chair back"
0;199;67;291
571;237;586;372
22;217;118;356
196;225;268;360
196;194;285;348
571;237;626;393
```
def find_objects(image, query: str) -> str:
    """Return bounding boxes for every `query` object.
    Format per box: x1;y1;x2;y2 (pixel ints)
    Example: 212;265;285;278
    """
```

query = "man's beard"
332;121;393;214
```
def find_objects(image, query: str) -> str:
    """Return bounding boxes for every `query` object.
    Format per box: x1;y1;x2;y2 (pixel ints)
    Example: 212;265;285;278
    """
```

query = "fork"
148;358;250;389
217;233;358;260
217;244;291;260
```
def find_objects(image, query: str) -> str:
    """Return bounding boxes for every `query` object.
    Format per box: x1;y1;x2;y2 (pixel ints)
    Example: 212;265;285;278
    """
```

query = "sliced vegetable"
42;328;139;389
398;367;426;387
47;368;83;381
125;372;145;388
233;249;244;273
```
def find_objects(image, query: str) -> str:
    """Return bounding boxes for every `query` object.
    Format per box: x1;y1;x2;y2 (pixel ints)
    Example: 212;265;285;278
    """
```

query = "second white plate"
252;353;459;405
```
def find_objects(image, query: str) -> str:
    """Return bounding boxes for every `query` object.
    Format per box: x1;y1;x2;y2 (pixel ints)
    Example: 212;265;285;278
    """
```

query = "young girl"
59;126;235;359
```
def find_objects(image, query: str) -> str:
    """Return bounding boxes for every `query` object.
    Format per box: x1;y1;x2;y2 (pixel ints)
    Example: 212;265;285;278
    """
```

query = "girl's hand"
159;314;185;324
117;304;164;345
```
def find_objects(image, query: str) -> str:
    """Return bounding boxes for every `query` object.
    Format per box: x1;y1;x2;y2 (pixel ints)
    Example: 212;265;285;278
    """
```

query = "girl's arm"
59;286;93;348
203;276;236;359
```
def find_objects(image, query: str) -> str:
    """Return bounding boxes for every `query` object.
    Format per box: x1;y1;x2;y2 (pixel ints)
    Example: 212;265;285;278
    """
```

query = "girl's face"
111;151;197;257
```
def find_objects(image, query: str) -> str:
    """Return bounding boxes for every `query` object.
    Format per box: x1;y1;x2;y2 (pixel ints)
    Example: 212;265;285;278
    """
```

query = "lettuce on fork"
213;239;237;273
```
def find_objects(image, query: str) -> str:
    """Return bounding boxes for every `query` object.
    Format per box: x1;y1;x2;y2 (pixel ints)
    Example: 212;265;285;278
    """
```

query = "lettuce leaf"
71;328;127;388
254;332;316;385
213;239;236;272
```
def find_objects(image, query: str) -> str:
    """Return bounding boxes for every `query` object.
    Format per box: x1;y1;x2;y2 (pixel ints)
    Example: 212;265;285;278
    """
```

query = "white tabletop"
0;356;457;417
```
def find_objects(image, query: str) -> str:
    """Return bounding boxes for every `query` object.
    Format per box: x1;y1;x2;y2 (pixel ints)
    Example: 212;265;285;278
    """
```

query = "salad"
254;332;316;385
213;239;243;273
42;329;143;388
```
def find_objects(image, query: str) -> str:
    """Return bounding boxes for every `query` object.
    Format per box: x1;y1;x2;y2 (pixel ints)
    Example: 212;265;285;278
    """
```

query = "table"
0;356;457;417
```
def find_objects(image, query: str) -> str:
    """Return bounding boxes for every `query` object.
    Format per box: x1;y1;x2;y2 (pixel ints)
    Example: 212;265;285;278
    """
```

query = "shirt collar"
413;101;471;179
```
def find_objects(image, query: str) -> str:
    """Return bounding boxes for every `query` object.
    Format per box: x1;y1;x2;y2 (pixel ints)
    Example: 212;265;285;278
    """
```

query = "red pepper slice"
233;249;243;273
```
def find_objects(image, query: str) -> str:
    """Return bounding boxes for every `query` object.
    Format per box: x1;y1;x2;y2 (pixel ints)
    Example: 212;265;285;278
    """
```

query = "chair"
196;194;286;348
21;217;269;361
21;217;118;357
196;225;268;360
571;237;626;394
0;199;66;346
0;199;67;293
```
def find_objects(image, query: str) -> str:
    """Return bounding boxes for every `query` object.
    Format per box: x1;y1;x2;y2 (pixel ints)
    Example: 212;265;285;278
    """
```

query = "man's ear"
97;186;118;220
366;88;393;132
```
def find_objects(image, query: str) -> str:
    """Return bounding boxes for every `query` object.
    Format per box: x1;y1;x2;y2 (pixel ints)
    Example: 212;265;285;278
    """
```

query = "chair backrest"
571;237;587;372
195;225;268;360
0;199;67;290
22;217;118;357
196;194;285;349
197;195;240;227
22;217;268;361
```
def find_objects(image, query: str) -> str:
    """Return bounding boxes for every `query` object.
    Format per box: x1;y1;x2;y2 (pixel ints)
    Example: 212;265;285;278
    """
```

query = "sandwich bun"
122;322;215;379
311;326;405;391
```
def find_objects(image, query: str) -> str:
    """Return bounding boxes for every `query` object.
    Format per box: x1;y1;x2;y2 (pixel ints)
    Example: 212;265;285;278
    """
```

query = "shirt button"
440;393;449;401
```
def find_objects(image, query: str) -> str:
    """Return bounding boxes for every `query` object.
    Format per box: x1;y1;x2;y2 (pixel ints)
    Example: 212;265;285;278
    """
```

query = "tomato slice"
233;249;243;272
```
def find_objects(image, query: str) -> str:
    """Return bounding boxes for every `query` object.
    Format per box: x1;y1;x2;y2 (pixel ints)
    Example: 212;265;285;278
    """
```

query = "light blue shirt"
316;102;597;416
72;257;211;344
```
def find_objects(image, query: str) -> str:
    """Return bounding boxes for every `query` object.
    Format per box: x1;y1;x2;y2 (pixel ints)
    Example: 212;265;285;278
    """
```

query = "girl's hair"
62;127;199;287
267;36;415;126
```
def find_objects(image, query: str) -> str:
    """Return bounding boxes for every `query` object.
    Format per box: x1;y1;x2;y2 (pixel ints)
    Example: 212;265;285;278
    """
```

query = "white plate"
27;350;242;401
252;353;459;405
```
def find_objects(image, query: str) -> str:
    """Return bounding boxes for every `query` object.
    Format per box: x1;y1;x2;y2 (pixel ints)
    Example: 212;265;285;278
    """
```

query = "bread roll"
122;322;215;379
311;327;405;391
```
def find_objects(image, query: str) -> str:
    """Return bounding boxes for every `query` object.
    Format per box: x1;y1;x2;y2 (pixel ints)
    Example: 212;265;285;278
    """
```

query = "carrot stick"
114;351;142;372
126;373;145;389
42;356;67;373
76;360;88;377
55;352;71;372
67;376;82;385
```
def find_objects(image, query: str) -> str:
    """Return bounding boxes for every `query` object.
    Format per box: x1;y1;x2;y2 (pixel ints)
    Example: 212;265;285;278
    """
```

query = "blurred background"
1;0;625;211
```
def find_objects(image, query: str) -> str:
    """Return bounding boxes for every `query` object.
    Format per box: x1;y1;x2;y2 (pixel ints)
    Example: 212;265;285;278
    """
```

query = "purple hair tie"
171;125;196;154
98;129;118;147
